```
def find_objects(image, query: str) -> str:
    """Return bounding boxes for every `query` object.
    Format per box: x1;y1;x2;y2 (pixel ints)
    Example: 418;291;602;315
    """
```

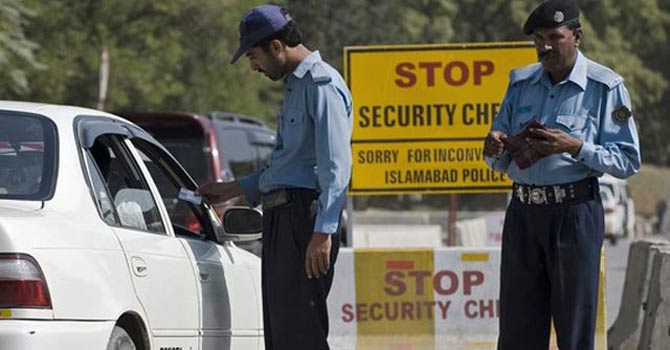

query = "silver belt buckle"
516;185;526;203
529;187;547;204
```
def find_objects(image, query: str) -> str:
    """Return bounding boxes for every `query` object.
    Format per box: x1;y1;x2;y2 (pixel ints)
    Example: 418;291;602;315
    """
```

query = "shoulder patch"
587;60;623;89
612;105;632;123
509;63;542;85
308;63;333;84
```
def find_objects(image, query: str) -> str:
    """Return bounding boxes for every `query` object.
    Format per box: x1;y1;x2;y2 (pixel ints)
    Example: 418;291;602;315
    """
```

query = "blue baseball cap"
230;5;292;64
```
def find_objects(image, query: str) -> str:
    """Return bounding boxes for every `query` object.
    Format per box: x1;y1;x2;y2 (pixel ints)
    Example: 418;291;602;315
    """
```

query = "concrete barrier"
329;248;502;350
328;247;607;349
636;247;670;349
484;212;505;246
353;211;432;226
455;218;488;247
607;238;670;349
351;224;443;248
351;210;508;247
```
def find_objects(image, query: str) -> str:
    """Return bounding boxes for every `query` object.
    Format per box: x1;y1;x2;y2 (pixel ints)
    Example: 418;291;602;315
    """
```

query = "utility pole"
97;46;109;110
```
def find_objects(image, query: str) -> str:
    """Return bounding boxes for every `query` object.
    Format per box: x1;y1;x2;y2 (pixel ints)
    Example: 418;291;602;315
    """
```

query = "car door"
83;131;200;349
183;240;261;350
129;138;261;350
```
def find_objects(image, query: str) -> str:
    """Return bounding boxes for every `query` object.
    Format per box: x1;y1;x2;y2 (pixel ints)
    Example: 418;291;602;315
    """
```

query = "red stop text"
395;60;495;88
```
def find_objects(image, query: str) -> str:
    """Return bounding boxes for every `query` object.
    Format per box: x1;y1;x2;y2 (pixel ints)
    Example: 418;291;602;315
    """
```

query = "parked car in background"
119;111;275;255
599;173;635;244
120;111;275;187
0;101;264;349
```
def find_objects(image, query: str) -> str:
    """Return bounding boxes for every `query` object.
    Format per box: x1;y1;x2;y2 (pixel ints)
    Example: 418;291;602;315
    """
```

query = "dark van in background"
120;111;275;255
121;111;275;186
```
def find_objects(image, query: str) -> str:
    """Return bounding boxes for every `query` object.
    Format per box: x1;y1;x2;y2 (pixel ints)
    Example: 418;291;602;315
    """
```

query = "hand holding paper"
179;188;203;205
503;120;547;170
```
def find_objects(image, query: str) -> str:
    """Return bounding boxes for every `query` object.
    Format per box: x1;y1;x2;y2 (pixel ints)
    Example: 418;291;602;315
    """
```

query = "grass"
628;164;670;218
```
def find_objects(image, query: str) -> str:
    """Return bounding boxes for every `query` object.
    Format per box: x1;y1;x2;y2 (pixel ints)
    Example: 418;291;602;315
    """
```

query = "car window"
220;129;256;177
130;139;211;238
0;113;56;200
250;130;274;166
220;128;275;178
84;150;117;226
85;135;165;233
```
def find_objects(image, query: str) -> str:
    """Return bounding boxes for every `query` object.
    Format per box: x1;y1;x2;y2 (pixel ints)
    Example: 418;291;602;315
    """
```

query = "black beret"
523;0;580;35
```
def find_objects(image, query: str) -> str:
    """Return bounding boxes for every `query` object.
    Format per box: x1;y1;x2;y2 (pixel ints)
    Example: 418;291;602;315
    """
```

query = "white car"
0;101;264;350
599;173;635;242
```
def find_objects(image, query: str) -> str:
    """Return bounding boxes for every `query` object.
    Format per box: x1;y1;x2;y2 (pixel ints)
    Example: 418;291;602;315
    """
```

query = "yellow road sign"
345;42;537;195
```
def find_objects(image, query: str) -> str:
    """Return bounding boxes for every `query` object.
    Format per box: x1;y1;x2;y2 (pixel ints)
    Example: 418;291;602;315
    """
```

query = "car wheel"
107;325;136;350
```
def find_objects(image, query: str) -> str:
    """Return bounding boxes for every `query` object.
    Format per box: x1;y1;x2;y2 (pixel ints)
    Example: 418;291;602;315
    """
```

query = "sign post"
344;42;536;196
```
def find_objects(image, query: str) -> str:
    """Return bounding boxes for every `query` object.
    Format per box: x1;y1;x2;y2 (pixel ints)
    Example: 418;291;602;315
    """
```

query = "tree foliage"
288;0;670;166
0;0;42;95
14;0;283;121
1;0;668;164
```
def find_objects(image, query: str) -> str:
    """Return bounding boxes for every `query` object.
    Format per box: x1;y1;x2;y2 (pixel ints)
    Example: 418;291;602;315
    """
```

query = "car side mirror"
214;207;263;242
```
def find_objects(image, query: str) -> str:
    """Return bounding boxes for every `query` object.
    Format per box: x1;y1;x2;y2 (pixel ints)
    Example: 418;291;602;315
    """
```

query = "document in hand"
503;120;547;170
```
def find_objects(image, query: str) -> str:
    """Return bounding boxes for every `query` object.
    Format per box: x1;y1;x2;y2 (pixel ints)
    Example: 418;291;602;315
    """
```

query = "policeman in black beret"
484;0;641;349
523;0;581;35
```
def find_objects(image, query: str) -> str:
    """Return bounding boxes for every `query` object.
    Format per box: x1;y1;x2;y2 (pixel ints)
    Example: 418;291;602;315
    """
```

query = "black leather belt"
261;188;318;209
513;177;596;205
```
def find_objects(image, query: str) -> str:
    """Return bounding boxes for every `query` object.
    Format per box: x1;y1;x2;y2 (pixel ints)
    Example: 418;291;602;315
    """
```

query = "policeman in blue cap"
198;5;352;350
483;0;640;349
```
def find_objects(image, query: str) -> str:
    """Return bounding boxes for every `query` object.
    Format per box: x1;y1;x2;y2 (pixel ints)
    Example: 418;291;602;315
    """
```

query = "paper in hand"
503;120;547;170
179;188;202;205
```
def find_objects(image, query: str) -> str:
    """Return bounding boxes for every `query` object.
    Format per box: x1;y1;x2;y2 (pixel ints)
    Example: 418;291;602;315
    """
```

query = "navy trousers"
497;183;604;350
262;189;340;350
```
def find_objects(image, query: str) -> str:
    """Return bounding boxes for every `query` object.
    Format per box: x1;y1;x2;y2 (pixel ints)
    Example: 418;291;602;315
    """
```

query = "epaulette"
509;63;542;85
308;62;333;84
587;59;624;90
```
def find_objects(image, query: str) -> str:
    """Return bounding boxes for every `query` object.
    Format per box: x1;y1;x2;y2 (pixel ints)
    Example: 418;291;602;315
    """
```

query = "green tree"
4;0;669;164
286;0;430;71
290;0;670;165
403;0;456;44
13;0;282;124
580;0;670;164
0;0;42;96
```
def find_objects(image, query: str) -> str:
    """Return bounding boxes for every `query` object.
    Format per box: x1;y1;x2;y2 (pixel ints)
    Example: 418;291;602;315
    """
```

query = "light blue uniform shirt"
485;51;640;185
239;51;353;234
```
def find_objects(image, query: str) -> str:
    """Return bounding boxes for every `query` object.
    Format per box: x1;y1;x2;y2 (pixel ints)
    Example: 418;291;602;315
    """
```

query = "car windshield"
0;113;56;200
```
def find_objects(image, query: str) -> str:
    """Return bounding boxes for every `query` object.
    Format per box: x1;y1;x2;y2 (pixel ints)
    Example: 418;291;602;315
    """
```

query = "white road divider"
455;218;487;247
607;238;670;349
637;247;670;349
351;224;442;248
329;247;607;350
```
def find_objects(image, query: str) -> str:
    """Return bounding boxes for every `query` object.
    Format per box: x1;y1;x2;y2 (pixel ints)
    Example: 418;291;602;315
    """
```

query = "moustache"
538;51;556;59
